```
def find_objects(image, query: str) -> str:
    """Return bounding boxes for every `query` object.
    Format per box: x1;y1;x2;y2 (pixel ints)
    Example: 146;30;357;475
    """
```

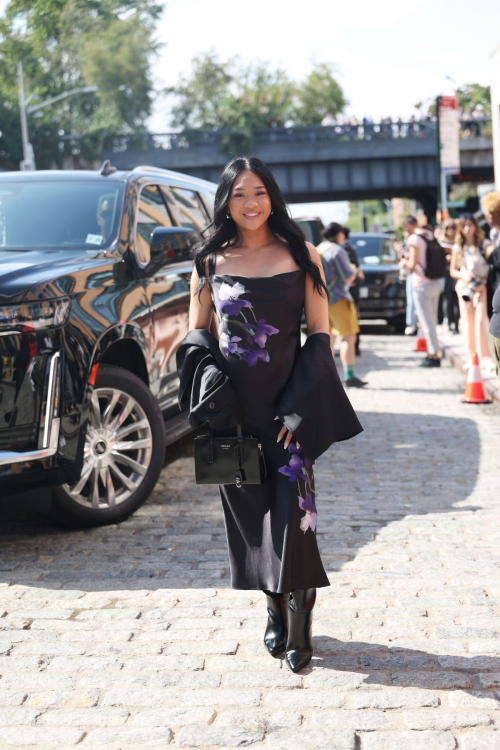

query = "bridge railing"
103;119;492;154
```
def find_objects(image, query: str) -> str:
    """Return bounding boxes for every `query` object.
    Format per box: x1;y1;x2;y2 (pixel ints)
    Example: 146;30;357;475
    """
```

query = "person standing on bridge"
318;223;367;387
184;156;362;673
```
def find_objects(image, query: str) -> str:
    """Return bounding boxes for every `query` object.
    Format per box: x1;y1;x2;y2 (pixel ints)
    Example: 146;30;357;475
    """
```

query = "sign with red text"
439;96;460;175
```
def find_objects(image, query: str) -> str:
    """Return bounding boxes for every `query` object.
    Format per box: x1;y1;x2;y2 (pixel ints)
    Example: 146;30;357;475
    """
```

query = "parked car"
294;217;323;246
348;233;406;332
0;162;216;527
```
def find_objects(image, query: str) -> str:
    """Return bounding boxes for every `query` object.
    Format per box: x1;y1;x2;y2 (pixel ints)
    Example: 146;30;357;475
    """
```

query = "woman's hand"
275;417;298;450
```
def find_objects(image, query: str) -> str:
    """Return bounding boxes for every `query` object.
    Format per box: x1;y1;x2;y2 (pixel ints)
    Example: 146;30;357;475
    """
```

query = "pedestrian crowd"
320;107;489;138
398;192;500;389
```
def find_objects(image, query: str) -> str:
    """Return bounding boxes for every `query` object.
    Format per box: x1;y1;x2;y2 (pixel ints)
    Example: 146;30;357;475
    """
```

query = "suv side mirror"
150;226;199;263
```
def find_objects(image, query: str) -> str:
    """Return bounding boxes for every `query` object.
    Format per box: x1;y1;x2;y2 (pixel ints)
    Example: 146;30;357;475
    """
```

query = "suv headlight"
0;297;71;333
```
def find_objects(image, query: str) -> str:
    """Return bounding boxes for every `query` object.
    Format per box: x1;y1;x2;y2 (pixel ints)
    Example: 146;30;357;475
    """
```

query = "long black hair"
194;156;327;297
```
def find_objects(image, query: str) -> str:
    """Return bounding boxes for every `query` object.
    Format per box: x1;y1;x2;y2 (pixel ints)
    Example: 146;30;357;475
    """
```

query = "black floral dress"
207;258;330;593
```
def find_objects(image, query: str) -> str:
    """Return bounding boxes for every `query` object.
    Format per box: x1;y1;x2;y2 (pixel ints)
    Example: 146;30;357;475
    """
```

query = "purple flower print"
220;332;243;356
300;510;317;533
245;319;279;348
215;280;278;368
279;443;317;534
241;348;270;367
278;453;308;483
288;442;311;469
217;281;253;316
299;493;317;533
299;492;317;514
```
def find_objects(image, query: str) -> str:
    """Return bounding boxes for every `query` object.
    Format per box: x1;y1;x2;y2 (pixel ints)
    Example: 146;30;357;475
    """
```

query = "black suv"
0;163;216;526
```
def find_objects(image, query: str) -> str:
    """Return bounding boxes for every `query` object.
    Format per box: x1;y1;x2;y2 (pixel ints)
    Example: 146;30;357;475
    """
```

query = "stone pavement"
1;332;500;749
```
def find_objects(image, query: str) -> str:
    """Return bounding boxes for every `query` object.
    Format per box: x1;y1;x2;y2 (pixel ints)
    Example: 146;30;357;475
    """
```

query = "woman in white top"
450;215;495;369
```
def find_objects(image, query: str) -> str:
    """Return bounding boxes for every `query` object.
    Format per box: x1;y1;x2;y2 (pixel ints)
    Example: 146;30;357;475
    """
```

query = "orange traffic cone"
462;354;491;404
415;324;427;352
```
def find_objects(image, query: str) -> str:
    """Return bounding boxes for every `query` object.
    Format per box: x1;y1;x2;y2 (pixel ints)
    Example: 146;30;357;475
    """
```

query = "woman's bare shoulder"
305;241;321;263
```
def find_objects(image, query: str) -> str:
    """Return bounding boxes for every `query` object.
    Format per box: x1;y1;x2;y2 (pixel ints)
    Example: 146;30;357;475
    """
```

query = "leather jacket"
176;329;243;430
276;332;363;460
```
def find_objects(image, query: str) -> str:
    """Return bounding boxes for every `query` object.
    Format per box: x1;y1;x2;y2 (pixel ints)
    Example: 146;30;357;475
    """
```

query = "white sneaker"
481;358;497;373
405;325;417;336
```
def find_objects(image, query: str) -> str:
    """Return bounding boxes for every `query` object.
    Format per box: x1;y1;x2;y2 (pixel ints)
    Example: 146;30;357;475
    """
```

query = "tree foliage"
168;52;347;155
292;62;347;126
0;0;162;170
456;83;490;116
415;83;491;118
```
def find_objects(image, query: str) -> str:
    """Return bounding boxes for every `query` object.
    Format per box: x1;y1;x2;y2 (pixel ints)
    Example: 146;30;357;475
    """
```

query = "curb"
439;339;500;407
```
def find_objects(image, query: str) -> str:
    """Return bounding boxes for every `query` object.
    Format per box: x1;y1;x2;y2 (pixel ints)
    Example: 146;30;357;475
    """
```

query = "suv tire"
52;364;165;528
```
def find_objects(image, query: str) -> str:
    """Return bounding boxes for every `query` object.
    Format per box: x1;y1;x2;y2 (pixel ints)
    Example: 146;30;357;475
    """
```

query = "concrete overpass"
103;120;494;216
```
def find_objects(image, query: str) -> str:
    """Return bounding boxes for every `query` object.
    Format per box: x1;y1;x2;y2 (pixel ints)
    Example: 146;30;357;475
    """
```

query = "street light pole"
18;62;36;171
17;61;98;171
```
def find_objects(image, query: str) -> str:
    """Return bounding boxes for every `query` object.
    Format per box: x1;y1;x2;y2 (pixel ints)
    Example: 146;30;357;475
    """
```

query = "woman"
187;157;361;673
450;215;494;370
439;219;460;334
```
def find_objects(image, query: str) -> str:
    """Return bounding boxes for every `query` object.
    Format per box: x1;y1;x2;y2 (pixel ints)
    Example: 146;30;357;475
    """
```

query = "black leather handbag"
194;424;267;488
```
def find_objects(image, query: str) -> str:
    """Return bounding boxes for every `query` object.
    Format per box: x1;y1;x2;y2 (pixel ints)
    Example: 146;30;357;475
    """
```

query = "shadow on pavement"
0;411;482;592
302;638;500;698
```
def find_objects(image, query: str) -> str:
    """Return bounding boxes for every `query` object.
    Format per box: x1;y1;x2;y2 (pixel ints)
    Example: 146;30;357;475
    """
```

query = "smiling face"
227;170;272;232
462;219;476;243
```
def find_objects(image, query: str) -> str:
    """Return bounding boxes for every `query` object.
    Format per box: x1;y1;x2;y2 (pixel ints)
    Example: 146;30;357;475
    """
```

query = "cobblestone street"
1;331;500;749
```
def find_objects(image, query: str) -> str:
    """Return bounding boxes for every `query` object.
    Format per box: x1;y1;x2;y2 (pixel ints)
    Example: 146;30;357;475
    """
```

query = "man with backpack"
399;215;447;367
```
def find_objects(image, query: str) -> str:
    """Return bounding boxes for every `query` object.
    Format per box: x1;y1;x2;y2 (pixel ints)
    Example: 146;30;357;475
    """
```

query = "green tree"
456;83;490;116
168;51;295;155
345;200;389;233
168;51;235;131
0;0;162;170
168;53;345;154
415;82;491;119
293;62;347;126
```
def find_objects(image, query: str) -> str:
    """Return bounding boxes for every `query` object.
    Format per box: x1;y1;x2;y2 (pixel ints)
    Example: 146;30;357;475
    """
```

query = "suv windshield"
0;181;124;251
349;235;397;265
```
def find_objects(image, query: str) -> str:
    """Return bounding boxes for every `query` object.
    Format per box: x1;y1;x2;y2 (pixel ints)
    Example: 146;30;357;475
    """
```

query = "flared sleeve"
276;332;363;461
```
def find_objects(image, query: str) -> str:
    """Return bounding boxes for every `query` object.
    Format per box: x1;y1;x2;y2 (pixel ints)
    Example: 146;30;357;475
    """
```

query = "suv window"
381;239;397;264
0;181;123;251
167;186;209;235
135;184;173;265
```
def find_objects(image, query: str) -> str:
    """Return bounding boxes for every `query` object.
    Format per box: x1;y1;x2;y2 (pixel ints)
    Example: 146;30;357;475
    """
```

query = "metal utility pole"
358;201;365;232
18;62;35;171
17;61;98;171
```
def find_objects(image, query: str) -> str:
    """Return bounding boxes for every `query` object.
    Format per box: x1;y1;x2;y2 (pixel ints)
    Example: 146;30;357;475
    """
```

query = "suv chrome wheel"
63;387;153;509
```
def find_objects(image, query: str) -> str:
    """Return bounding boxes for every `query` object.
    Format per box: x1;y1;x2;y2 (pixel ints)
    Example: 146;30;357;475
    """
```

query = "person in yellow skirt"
318;223;367;388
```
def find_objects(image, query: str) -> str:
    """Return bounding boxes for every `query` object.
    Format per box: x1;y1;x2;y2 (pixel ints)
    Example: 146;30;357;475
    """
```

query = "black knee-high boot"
285;588;316;672
263;590;289;657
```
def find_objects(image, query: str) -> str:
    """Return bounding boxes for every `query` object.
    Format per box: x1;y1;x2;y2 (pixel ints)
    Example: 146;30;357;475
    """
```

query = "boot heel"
263;590;289;658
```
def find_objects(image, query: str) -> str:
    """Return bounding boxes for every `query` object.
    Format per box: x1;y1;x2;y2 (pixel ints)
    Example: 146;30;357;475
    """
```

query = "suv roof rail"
132;165;177;176
99;160;117;176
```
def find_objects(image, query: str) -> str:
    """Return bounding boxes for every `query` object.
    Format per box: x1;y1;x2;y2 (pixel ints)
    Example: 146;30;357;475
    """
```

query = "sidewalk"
438;326;499;405
0;332;499;749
